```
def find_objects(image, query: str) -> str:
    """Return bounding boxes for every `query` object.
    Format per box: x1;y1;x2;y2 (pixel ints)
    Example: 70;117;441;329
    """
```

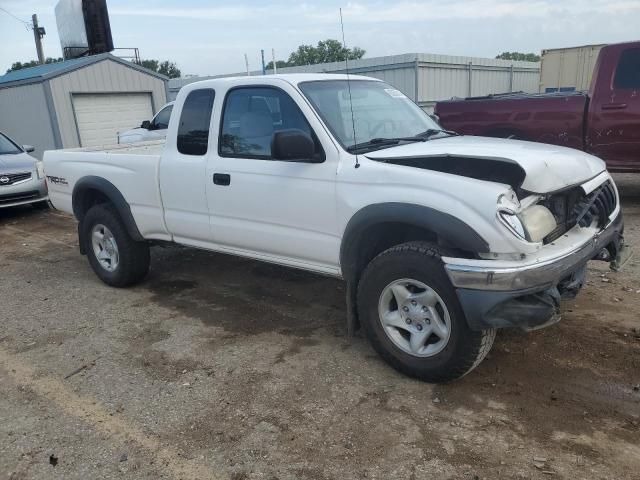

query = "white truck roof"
181;73;383;90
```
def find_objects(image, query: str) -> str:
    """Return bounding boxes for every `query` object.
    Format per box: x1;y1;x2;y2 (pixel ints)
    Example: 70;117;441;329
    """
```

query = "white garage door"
72;93;154;147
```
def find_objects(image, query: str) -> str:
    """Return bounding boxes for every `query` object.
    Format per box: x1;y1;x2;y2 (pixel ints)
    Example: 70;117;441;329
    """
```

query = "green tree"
6;57;63;73
139;59;159;72
266;39;366;70
158;61;181;78
136;59;181;78
496;52;541;62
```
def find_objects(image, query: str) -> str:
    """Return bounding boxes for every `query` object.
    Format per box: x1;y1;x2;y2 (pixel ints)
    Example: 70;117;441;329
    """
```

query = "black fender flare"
340;202;489;284
72;176;144;244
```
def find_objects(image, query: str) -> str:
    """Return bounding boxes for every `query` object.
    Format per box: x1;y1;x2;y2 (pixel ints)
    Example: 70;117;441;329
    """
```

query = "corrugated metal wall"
0;83;57;159
539;44;605;92
49;59;167;148
416;54;540;111
168;53;540;113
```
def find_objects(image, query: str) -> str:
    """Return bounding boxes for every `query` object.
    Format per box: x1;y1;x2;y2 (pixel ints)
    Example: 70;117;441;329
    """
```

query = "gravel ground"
1;174;639;480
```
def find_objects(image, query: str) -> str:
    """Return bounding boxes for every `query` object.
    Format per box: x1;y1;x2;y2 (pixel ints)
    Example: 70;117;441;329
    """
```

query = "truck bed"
43;140;168;240
435;92;588;152
54;139;166;156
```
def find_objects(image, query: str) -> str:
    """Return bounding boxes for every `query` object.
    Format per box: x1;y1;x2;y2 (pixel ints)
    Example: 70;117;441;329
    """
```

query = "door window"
177;89;215;156
614;48;640;89
219;87;321;159
152;105;173;130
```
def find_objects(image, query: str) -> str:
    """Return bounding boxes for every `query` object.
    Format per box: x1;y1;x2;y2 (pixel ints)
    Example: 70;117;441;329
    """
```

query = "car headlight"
499;204;557;243
36;161;45;179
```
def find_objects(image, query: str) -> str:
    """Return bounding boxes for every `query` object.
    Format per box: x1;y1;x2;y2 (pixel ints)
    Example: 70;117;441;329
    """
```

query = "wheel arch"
340;203;489;285
72;176;144;244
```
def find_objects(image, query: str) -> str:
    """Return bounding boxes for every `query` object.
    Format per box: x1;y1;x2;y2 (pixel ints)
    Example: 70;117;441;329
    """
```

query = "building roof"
0;53;168;88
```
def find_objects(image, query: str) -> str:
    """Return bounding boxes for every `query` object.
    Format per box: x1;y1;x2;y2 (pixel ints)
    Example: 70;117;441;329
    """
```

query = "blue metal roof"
0;56;94;85
0;54;168;88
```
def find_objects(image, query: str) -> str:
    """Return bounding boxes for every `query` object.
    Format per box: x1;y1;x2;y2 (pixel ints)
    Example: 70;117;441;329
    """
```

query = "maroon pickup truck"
434;41;640;172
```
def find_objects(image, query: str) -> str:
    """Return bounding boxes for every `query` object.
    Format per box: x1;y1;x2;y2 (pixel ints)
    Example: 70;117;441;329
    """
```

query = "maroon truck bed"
434;41;640;172
435;91;588;152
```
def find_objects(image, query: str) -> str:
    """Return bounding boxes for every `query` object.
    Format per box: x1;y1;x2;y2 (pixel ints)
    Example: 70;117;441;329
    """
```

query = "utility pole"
244;54;250;76
31;14;46;64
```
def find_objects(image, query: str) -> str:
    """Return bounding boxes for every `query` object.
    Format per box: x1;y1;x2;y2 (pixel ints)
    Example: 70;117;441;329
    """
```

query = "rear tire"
357;241;495;383
82;204;150;287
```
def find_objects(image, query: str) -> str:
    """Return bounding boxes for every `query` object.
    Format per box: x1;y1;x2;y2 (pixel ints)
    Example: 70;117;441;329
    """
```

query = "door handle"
602;103;628;110
213;173;231;186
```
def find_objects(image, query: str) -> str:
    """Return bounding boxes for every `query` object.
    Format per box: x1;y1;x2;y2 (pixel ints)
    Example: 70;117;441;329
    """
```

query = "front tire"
82;204;150;287
357;242;495;383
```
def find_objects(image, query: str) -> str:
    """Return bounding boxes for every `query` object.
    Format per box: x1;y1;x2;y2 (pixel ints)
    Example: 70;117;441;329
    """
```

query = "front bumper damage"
444;213;624;331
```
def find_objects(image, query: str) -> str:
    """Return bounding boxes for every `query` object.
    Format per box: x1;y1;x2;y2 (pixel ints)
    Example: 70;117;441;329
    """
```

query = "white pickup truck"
44;74;624;382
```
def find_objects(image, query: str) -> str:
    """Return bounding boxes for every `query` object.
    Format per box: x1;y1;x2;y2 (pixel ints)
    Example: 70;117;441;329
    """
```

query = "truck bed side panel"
435;94;588;151
43;151;170;240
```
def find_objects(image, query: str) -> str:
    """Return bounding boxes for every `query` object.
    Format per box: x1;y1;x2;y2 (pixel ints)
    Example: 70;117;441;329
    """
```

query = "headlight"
499;204;557;243
36;161;45;179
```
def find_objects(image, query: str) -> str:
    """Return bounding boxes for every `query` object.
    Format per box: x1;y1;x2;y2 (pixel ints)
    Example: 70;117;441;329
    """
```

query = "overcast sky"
1;0;639;76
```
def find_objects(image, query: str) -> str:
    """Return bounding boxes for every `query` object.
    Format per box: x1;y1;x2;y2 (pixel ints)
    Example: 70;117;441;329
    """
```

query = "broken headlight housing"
498;193;557;243
500;206;557;243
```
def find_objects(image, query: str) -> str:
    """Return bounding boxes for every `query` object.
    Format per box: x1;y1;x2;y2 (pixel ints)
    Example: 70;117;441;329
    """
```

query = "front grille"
573;181;617;228
543;180;617;243
0;190;40;205
0;171;32;186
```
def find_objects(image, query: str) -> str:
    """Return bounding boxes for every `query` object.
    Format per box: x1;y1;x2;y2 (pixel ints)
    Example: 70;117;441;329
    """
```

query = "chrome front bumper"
444;213;624;331
444;213;624;292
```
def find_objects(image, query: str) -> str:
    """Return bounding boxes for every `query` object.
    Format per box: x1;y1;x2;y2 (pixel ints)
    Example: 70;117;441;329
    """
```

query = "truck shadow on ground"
145;245;346;337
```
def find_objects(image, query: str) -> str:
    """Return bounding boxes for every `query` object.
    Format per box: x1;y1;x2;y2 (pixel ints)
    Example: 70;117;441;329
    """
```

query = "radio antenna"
340;8;360;169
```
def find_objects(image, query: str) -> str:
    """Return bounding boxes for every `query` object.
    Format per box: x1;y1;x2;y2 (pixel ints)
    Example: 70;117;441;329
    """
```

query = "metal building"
539;44;606;93
0;53;167;158
169;52;540;112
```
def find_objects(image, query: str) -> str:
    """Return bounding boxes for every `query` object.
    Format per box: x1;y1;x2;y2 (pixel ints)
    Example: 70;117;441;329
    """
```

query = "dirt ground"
1;174;639;480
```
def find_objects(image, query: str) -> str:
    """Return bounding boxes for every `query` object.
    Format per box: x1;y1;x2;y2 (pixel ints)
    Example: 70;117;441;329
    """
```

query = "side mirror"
428;113;440;124
141;120;151;129
271;129;317;162
23;145;35;153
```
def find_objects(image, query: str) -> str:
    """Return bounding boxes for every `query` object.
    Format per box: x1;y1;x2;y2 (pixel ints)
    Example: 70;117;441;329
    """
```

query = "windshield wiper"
346;136;427;153
346;129;460;153
417;128;460;138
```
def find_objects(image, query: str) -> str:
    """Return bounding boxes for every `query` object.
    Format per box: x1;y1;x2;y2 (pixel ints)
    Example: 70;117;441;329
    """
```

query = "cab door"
205;82;340;273
587;47;640;170
159;89;215;243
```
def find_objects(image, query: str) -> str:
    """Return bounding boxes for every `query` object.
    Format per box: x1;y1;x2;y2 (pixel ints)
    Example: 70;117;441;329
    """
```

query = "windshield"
0;132;22;155
299;80;441;152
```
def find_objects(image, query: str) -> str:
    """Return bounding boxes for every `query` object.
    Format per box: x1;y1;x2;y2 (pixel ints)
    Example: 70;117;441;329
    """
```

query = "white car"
43;74;624;382
117;102;174;144
0;131;48;209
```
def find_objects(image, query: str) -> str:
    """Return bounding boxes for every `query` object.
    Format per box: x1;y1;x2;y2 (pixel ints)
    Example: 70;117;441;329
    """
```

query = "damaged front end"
443;173;626;332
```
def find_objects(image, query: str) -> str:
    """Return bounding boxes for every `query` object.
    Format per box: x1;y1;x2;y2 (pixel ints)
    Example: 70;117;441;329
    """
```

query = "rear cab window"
614;48;640;89
177;89;215;156
218;86;324;161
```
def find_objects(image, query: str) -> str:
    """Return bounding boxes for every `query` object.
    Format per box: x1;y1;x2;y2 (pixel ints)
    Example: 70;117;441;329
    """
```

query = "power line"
0;6;32;28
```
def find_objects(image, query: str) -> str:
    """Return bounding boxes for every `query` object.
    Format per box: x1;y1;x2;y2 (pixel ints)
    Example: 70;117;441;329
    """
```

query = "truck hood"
365;136;606;193
0;152;37;173
118;127;145;138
